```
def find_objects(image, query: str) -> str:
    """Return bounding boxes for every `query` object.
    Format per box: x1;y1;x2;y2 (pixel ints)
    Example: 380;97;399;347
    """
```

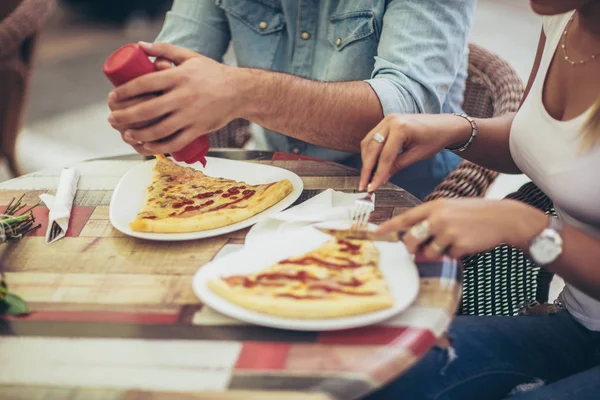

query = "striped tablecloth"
0;155;461;400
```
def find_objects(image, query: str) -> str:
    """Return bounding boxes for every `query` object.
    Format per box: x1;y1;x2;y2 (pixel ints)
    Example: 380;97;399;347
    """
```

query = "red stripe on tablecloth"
271;152;324;162
4;310;179;325
319;326;436;357
20;206;95;237
235;342;291;370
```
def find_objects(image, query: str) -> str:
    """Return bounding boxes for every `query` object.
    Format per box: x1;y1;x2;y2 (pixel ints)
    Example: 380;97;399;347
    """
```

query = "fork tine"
351;192;376;231
360;207;370;229
358;206;367;229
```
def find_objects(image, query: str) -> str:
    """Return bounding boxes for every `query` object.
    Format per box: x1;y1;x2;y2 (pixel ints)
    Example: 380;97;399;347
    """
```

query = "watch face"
531;230;563;265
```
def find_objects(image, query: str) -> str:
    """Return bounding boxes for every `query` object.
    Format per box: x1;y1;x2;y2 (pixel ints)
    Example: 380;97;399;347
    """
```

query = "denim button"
301;32;311;40
291;146;301;154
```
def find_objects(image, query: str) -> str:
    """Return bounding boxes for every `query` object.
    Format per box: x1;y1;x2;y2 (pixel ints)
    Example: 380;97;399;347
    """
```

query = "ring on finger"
372;132;386;144
136;141;143;145
429;241;444;254
410;220;431;240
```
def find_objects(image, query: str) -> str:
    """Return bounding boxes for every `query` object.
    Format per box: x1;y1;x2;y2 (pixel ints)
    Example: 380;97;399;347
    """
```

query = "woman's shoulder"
542;11;575;39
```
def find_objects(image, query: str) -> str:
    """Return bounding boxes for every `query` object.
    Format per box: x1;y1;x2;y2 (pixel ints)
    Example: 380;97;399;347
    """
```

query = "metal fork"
350;192;375;231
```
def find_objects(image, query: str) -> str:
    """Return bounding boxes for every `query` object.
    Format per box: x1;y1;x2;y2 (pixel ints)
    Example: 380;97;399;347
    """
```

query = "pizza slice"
130;155;293;233
208;238;394;319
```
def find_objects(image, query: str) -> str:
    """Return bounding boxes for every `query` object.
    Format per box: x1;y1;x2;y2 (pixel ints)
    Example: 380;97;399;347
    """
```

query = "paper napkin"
39;168;80;244
245;189;363;248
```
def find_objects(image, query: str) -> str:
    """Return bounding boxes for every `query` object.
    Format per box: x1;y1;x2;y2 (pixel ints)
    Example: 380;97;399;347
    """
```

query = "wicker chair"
425;43;556;316
0;0;55;176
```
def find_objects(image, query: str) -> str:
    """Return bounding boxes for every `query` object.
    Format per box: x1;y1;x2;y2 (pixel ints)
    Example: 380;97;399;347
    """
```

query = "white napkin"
245;189;362;248
39;168;80;244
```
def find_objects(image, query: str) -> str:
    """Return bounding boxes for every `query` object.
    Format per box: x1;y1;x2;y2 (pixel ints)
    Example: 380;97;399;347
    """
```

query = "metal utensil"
351;192;375;230
316;227;407;242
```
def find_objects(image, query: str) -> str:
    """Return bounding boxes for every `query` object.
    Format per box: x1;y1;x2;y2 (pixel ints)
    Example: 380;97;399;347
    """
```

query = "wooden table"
0;153;461;400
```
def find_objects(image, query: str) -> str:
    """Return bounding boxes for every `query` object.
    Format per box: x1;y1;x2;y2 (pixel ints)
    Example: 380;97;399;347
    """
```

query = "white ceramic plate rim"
109;157;304;241
193;223;419;331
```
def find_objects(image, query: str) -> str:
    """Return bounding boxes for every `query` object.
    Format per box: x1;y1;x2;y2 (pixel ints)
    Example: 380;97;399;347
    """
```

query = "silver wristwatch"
529;216;564;266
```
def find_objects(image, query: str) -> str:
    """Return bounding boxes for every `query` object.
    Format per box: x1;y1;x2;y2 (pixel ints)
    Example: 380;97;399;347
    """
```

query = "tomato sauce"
280;256;361;270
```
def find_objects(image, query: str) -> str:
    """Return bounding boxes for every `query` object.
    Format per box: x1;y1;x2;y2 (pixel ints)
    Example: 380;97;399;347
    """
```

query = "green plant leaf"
1;293;29;315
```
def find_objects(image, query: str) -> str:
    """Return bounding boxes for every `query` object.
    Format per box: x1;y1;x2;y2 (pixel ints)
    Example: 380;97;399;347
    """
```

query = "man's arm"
109;0;476;154
235;72;382;152
235;0;476;152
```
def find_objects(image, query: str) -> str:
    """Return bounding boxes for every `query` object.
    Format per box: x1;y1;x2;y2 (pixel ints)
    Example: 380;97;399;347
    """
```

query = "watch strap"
548;216;565;233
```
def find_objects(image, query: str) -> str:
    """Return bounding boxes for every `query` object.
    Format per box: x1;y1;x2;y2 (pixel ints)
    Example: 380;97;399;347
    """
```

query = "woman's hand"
107;42;240;155
377;199;548;258
359;114;473;191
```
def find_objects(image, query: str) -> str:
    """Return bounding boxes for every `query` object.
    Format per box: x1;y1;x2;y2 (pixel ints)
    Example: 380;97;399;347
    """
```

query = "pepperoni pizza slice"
208;238;394;319
130;155;294;233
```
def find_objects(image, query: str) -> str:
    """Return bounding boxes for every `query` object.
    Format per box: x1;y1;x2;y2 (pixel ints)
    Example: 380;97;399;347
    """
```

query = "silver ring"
410;220;431;240
372;132;386;144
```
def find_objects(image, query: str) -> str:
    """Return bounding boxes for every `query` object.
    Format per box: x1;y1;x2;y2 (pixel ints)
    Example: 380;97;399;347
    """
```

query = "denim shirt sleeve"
154;0;230;62
366;0;476;115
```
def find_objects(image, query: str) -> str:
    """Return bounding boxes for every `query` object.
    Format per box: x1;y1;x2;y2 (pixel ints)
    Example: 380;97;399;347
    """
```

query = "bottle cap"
103;43;157;86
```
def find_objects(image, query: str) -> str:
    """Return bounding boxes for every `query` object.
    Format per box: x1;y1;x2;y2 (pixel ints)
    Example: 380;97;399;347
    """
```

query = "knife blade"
315;227;407;242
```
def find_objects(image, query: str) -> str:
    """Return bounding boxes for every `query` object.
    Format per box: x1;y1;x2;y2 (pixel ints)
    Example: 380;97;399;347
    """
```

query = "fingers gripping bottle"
103;43;209;166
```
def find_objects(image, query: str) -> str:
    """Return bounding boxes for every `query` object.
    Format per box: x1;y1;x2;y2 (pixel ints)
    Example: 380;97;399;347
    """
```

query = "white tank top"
509;11;600;331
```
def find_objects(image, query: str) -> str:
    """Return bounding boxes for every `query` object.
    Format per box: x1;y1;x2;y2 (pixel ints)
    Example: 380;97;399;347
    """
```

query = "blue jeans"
366;310;600;400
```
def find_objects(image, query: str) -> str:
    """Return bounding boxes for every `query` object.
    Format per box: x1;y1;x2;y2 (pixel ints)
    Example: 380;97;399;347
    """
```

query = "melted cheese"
225;238;382;299
138;157;271;220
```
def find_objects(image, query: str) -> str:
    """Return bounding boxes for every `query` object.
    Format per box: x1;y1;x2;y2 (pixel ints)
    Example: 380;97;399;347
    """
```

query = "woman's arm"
452;29;547;173
361;30;548;190
449;112;519;174
511;212;600;302
377;198;600;302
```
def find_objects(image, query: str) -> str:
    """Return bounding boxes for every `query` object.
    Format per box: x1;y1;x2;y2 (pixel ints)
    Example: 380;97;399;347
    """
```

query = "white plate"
109;157;304;241
193;223;419;331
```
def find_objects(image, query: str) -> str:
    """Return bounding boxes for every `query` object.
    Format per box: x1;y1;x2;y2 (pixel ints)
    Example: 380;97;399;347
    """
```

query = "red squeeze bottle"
103;43;209;167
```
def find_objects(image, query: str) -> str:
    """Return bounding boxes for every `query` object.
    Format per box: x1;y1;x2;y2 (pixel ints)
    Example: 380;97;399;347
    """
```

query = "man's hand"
107;56;172;154
108;42;239;155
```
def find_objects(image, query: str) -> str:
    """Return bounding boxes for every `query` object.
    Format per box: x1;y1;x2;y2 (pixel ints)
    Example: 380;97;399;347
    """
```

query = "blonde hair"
581;97;600;149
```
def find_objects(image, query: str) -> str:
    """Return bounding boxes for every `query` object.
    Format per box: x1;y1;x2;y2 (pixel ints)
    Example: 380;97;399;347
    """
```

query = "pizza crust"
207;279;394;319
130;179;293;233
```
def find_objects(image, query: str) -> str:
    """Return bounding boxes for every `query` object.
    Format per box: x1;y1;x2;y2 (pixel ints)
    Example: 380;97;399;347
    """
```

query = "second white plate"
193;224;419;331
109;157;304;241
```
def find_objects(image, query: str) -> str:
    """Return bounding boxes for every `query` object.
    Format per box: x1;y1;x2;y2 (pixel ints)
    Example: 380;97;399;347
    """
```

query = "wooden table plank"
79;220;127;237
4;272;199;304
88;206;110;220
0;190;47;205
1;237;228;275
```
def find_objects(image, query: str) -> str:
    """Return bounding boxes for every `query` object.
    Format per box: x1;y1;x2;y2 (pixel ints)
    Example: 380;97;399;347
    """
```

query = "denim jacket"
156;0;476;199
